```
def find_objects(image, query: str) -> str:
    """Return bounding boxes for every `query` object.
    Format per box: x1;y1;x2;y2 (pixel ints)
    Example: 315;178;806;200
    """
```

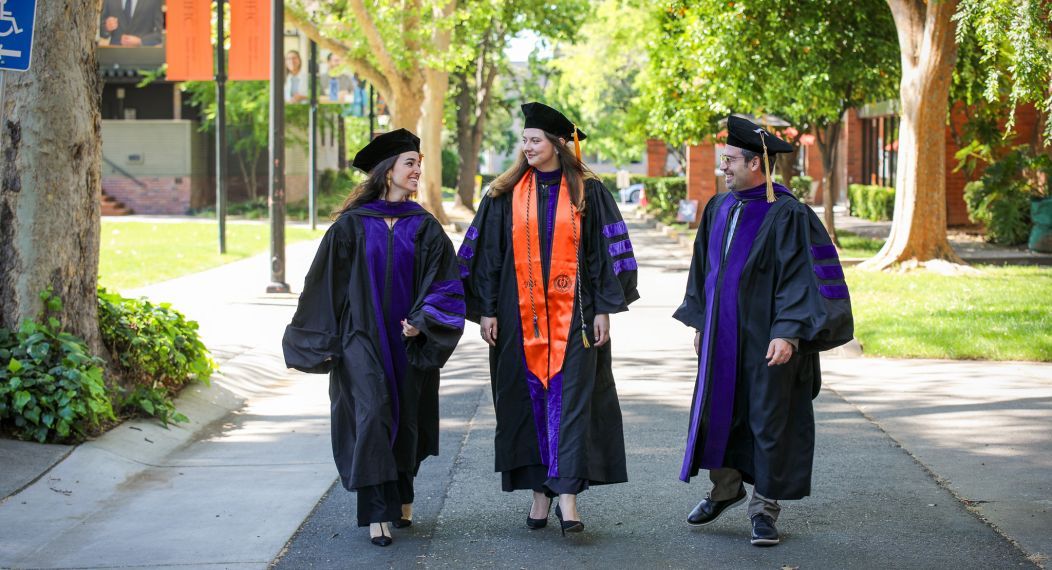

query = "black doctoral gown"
673;184;854;500
282;200;465;492
459;177;639;487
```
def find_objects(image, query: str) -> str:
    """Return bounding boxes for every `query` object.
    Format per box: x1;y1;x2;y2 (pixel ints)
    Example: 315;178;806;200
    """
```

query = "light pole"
266;0;289;293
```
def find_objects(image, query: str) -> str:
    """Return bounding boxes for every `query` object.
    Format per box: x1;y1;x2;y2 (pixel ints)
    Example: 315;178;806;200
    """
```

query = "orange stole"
511;170;580;390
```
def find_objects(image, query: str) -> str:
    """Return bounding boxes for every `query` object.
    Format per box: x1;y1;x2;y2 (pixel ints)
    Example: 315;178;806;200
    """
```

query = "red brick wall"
806;141;825;204
945;102;1043;227
686;142;717;228
646;138;669;177
945;103;971;226
102;176;197;215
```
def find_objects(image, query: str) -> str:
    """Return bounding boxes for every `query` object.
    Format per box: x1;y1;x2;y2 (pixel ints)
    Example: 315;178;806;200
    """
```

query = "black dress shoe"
526;497;552;530
555;504;584;536
392;518;412;529
370;524;393;547
750;514;780;546
686;486;747;526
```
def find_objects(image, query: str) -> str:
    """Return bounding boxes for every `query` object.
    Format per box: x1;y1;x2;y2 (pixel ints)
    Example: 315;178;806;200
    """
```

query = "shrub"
964;147;1052;246
848;184;895;221
0;289;115;443
640;176;687;219
441;148;460;189
98;288;216;426
789;176;814;201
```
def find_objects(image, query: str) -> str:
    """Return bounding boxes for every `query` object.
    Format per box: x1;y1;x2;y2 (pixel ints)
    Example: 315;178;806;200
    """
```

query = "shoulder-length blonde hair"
488;131;595;212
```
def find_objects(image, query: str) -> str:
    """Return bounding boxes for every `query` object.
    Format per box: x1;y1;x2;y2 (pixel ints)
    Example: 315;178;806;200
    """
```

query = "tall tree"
642;0;899;244
545;0;654;168
448;0;586;211
860;0;961;269
288;0;458;223
0;1;104;352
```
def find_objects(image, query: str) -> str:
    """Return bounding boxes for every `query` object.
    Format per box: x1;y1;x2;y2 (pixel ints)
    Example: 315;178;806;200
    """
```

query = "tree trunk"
414;1;455;224
418;69;449;224
387;86;423;132
814;122;842;244
862;0;961;270
453;73;477;211
0;0;103;353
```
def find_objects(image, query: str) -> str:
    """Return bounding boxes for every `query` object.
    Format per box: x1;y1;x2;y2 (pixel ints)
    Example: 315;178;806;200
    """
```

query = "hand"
121;35;143;46
401;319;420;338
105;17;119;32
766;338;794;367
480;316;498;347
593;314;610;347
694;331;701;355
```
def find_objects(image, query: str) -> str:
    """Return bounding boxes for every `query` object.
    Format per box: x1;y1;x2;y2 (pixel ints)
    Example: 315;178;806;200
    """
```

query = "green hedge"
0;287;217;442
963;147;1052;246
0;289;115;442
98;289;216;426
640;176;688;219
848;184;895;221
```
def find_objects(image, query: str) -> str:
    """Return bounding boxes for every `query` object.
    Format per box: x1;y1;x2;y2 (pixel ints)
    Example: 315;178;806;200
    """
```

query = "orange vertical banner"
166;0;214;81
229;0;272;80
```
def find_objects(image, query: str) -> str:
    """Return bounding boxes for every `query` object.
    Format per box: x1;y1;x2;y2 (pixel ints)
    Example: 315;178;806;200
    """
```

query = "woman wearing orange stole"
459;102;639;535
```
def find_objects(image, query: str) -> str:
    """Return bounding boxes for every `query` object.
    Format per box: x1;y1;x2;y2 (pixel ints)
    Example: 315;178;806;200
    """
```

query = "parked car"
619;183;644;204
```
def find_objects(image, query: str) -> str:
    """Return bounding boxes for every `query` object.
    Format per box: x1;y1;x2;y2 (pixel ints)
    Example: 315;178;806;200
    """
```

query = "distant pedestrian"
458;102;639;536
283;129;465;547
675;115;854;546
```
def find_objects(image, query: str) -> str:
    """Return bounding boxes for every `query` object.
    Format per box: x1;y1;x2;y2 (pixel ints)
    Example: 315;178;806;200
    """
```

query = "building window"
861;115;898;188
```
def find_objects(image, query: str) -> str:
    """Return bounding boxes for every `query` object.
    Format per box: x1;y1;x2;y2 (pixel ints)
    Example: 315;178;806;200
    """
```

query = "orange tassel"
759;131;776;203
572;124;582;162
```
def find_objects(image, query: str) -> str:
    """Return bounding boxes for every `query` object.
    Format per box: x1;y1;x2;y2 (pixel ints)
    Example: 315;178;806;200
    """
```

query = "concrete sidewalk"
0;238;333;568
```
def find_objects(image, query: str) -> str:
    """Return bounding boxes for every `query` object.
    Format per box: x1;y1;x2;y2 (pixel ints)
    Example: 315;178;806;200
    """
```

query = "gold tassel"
581;329;591;349
759;131;776;203
572;124;582;162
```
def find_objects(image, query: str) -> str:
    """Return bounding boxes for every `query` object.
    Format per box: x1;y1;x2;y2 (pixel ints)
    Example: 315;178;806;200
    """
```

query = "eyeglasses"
719;154;745;167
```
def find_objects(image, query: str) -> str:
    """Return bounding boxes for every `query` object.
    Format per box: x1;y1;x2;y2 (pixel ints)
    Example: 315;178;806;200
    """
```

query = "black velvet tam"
521;102;587;141
352;128;420;173
725;115;793;154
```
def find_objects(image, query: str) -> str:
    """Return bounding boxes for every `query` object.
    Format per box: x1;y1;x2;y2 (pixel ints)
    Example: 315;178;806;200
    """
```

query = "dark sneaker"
686;485;747;526
750;514;780;546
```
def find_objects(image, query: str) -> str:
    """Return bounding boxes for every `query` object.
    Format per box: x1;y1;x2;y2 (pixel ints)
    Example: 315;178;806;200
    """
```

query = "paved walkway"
1;209;1048;568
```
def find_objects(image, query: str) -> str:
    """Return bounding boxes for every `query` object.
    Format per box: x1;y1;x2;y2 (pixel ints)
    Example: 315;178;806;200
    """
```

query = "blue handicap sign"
0;0;36;72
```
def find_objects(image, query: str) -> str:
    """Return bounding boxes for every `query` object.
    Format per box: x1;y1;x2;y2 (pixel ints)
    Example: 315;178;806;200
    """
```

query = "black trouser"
356;471;414;527
502;464;588;496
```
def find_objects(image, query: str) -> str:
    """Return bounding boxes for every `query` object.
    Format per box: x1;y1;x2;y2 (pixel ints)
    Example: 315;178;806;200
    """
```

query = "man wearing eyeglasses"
674;115;855;546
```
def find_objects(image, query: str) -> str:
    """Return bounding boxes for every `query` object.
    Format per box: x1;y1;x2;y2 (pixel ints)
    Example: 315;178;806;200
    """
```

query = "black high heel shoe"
393;504;412;528
526;497;553;529
370;523;392;547
555;504;584;536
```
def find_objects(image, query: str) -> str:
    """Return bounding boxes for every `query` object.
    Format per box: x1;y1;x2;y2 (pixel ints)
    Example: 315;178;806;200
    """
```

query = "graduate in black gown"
282;129;464;547
459;103;639;535
674;116;854;546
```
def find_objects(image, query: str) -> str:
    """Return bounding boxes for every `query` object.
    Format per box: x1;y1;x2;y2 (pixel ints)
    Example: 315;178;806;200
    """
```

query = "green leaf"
24;406;41;424
13;390;31;411
7;358;22;373
140;398;155;415
172;412;189;423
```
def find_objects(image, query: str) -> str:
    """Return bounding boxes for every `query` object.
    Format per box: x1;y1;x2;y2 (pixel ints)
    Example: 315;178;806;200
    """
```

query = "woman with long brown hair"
283;129;464;547
459;103;639;535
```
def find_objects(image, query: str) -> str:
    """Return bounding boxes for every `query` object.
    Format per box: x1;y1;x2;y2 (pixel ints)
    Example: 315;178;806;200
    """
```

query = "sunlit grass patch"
845;265;1052;361
99;221;325;290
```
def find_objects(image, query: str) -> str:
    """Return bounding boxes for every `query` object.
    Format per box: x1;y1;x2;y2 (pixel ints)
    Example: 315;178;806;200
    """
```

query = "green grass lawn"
99;221;325;290
846;265;1052;361
837;230;885;259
